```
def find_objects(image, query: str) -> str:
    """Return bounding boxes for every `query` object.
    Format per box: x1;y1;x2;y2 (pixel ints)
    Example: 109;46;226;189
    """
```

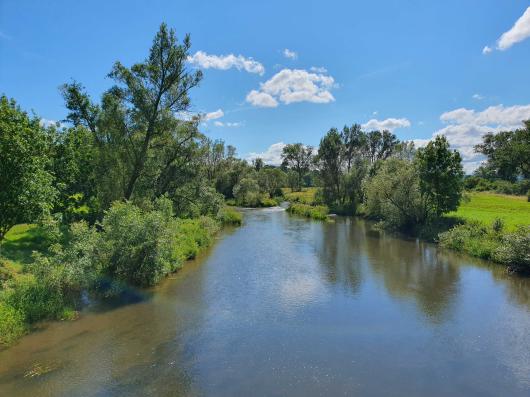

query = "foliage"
0;96;57;239
282;187;319;205
474;120;530;181
281;143;313;192
439;222;530;273
216;207;243;225
464;176;530;196
415;135;464;217
258;168;286;197
233;178;261;207
364;158;426;230
0;301;26;346
287;203;329;220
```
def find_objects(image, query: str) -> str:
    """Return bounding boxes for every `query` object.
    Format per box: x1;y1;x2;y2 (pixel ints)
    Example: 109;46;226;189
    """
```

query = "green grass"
447;192;530;231
282;187;318;204
0;224;49;283
287;203;329;220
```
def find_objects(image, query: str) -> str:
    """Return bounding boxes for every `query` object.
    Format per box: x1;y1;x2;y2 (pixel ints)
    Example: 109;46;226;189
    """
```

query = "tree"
61;23;202;202
364;158;425;230
0;96;57;239
258;168;286;197
415;135;464;217
474;121;530;181
233;178;260;207
365;130;398;163
252;158;264;172
281;143;313;191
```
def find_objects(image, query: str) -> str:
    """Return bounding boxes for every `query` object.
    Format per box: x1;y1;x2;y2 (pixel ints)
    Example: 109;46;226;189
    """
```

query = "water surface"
1;208;530;396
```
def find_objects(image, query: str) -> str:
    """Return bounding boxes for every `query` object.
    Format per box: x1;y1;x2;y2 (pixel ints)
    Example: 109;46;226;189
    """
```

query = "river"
1;208;530;396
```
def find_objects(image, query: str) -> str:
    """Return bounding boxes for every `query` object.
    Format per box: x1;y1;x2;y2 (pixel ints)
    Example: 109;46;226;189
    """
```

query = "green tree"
474;121;530;181
281;143;313;191
258;168;286;197
233;177;261;206
61;23;202;203
415;135;464;217
0;96;57;239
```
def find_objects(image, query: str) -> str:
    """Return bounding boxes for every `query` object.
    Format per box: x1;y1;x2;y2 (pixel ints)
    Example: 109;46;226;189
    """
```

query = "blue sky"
1;0;530;172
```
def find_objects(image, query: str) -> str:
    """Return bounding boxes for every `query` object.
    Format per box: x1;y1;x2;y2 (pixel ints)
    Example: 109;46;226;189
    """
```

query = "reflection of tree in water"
488;262;530;311
365;229;461;324
313;218;365;295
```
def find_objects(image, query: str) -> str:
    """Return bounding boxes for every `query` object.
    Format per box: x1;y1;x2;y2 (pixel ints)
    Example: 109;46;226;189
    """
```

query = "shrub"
0;301;26;346
2;276;65;323
492;218;504;233
287;203;329;220
97;200;182;287
233;178;261;207
217;207;242;225
259;196;279;207
492;226;530;273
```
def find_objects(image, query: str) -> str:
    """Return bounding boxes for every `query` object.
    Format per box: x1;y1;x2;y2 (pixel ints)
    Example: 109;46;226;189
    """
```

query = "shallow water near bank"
1;208;530;396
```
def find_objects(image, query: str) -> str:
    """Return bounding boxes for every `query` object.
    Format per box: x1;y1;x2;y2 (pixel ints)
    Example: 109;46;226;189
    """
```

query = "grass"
217;206;243;225
282;187;318;204
447;192;530;231
287;203;329;220
0;224;47;284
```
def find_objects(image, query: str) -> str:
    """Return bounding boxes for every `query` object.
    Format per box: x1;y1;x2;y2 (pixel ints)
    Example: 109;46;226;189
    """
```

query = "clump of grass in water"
287;203;329;220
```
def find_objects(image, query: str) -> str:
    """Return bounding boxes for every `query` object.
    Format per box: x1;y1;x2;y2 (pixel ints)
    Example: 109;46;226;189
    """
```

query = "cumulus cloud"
483;7;530;53
497;7;530;50
188;51;265;75
40;118;60;128
204;109;224;121
472;94;484;100
246;68;335;107
283;48;298;59
415;104;530;173
310;66;327;73
362;118;411;132
246;90;279;107
246;142;286;165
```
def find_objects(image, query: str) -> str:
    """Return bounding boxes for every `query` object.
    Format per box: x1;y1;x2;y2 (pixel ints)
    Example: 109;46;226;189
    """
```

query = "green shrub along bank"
439;221;530;274
287;203;329;221
0;197;238;347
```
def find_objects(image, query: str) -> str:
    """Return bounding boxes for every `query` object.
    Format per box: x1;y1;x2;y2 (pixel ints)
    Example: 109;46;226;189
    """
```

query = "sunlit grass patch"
282;187;318;205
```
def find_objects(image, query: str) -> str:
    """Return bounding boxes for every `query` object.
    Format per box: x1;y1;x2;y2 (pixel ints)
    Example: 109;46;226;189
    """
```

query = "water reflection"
1;209;529;396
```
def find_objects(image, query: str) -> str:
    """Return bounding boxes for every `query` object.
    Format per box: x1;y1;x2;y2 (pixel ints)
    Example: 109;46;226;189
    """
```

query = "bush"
217;207;242;225
492;226;530;273
0;302;26;346
2;276;65;323
287;203;329;220
259;196;279;207
173;217;219;261
233;178;261;207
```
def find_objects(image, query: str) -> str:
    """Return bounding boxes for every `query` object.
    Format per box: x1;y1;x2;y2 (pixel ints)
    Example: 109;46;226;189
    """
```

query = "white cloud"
472;94;484;100
246;142;286;165
310;66;327;73
188;51;265;75
283;48;298;60
482;45;492;55
362;118;411;132
414;104;530;173
246;90;279;108
204;109;224;121
246;68;335;107
497;7;530;50
214;121;242;127
40;118;60;128
483;7;530;53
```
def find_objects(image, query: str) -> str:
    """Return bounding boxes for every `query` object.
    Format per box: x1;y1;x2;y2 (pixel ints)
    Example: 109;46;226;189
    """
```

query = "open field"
448;192;530;231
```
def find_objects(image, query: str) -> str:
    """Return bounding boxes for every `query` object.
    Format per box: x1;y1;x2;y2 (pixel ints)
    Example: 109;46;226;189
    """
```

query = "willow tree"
61;23;202;205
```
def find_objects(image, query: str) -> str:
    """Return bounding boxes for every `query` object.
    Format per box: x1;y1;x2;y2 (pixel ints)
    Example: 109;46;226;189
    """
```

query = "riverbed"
1;208;529;396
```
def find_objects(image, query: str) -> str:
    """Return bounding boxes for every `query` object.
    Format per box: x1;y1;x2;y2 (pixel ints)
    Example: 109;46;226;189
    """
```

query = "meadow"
448;192;530;230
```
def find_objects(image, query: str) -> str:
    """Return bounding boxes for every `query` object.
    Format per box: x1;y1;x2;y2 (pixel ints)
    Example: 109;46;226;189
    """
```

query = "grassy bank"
448;192;530;231
0;202;242;347
282;187;318;205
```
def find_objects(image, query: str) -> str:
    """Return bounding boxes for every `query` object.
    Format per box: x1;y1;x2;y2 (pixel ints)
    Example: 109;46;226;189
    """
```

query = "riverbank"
0;204;243;347
282;188;530;273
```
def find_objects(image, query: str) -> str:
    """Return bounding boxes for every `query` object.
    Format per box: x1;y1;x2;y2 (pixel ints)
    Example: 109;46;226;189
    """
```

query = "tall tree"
61;23;202;202
281;143;313;191
415;135;464;217
0;96;57;239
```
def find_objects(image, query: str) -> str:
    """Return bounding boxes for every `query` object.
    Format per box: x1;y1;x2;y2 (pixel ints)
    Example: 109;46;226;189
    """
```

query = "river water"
1;208;530;396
